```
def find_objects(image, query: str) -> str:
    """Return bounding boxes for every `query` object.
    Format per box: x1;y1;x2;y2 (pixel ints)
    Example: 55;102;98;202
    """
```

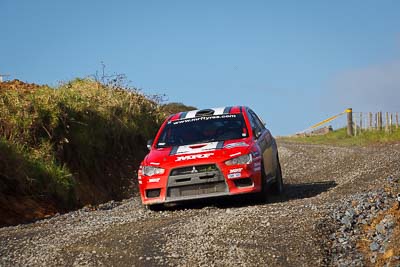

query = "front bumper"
140;163;261;205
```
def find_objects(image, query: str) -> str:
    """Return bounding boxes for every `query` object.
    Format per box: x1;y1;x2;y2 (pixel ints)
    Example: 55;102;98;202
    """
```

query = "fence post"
369;112;373;130
376;112;379;130
397;112;399;129
385;112;389;133
390;113;393;133
378;112;382;131
354;120;358;136
359;113;363;132
347;108;353;136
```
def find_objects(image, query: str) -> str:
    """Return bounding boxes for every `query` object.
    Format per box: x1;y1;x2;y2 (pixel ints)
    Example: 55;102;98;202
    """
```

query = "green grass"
280;127;400;146
0;138;74;205
0;78;166;209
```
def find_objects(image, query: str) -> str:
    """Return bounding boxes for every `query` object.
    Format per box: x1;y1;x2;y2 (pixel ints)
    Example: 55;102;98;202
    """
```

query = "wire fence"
352;112;399;135
299;110;400;136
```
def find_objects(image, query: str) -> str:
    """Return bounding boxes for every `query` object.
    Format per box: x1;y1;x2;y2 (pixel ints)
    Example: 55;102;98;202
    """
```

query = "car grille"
170;164;219;176
167;164;227;199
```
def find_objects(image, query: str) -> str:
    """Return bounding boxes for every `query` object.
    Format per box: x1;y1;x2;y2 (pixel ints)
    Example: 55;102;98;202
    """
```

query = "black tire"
255;161;268;202
146;203;164;211
270;156;284;195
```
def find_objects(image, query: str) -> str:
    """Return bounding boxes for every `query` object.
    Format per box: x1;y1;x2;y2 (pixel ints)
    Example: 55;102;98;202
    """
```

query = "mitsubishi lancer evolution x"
138;106;283;209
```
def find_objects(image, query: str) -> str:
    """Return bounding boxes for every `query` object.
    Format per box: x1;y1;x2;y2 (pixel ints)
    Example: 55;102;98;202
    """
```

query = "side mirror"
147;139;153;150
252;128;261;139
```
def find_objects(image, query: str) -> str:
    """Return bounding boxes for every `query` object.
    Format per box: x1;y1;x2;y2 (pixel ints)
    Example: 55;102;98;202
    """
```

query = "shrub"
0;78;163;212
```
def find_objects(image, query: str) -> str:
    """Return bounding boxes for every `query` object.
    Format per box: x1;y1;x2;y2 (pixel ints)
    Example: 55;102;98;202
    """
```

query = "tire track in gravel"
1;141;399;266
60;217;183;266
146;142;400;266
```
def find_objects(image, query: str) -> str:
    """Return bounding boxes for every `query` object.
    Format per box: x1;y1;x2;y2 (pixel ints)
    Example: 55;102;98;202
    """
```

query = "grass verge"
0;78;171;226
279;127;400;146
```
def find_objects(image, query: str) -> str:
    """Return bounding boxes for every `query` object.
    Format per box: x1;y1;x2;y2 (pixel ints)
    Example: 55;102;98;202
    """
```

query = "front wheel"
270;157;284;195
146;203;164;211
255;162;268;202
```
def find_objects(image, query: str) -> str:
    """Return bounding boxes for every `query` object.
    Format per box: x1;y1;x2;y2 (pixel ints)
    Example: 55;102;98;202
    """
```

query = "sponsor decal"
177;107;228;119
223;106;232;114
253;162;261;172
149;178;160;183
184;110;198;119
175;153;214;161
172;114;237;125
179;111;188;119
172;142;220;155
228;173;241;179
211;107;225;115
229;168;243;173
228;167;243;179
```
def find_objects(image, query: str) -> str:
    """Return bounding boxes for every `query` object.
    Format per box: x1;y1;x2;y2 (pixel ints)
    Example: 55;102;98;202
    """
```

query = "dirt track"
1;141;399;266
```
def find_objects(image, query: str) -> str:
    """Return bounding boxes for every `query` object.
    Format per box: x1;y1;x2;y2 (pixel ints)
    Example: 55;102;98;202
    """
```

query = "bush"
161;102;197;116
0;78;163;220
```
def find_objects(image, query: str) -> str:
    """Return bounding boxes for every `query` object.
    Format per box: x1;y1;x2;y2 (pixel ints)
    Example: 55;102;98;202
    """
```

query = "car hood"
144;139;252;168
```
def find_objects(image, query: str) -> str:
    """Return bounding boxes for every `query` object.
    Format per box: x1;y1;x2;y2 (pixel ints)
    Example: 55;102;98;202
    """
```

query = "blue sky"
1;1;399;135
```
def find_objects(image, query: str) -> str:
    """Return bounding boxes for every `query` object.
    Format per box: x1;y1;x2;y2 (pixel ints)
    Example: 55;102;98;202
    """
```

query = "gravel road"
1;141;400;266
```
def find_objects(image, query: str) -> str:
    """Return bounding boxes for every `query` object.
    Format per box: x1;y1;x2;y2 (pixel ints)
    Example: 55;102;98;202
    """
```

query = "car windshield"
156;114;248;147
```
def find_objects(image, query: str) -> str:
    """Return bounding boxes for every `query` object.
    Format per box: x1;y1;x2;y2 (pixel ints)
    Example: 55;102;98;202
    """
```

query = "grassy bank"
0;78;176;226
280;127;400;146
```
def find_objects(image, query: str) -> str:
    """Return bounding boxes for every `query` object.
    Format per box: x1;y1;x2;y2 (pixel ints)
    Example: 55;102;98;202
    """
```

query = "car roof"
168;106;247;122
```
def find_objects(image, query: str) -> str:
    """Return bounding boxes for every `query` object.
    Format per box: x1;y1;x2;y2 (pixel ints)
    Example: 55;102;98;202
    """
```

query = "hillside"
0;78;193;226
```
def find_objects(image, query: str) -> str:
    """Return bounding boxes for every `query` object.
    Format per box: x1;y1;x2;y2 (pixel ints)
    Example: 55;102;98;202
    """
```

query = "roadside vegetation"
0;78;194;226
280;127;400;146
160;102;197;116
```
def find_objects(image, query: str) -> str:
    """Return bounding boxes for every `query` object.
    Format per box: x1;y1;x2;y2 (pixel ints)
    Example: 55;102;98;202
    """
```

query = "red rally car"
138;106;283;209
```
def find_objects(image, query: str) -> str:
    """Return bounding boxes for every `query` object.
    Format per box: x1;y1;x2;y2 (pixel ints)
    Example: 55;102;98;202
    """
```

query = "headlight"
142;166;165;176
225;154;252;166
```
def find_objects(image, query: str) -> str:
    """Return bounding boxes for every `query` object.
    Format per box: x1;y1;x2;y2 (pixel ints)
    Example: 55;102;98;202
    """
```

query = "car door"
247;109;277;178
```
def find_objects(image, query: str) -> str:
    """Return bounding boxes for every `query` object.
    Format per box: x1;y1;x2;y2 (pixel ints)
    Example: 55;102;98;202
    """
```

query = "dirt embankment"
0;79;43;91
0;141;399;266
0;78;163;227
